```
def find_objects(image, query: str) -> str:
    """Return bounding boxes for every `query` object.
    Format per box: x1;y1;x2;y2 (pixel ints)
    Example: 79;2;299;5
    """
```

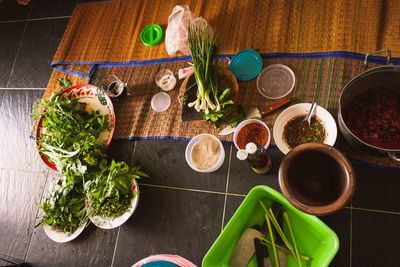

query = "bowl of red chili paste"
233;119;271;150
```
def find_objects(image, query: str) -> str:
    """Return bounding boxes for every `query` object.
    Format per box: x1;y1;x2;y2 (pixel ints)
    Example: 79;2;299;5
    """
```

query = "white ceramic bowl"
185;134;225;173
43;221;87;243
233;119;271;150
89;179;139;229
273;103;337;154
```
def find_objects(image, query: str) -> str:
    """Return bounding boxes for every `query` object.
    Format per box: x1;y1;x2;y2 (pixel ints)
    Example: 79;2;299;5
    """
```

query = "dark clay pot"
279;143;356;216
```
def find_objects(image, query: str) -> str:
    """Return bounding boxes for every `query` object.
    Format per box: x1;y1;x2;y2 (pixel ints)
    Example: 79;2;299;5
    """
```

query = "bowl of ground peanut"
185;134;225;173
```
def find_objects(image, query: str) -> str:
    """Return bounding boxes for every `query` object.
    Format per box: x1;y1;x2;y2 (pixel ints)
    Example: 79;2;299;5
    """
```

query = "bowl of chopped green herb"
273;103;337;154
85;160;145;229
87;179;139;229
38;175;89;243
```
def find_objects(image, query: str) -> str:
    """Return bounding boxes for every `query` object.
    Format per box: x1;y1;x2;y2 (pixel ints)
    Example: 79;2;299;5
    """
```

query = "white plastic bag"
165;5;212;56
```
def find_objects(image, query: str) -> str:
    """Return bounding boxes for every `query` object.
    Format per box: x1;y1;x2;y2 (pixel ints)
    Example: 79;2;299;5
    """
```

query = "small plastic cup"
155;69;177;91
151;92;171;112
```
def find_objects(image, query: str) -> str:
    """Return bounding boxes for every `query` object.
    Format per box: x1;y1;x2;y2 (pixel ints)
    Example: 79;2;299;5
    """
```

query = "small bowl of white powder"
185;134;225;173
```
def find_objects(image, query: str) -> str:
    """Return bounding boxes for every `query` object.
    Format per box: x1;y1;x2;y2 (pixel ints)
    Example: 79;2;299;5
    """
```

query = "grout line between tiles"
130;140;137;167
110;226;121;267
227;192;246;197
138;183;226;195
349;206;400;215
0;16;71;24
5;5;32;89
24;169;49;262
138;182;247;198
220;145;233;232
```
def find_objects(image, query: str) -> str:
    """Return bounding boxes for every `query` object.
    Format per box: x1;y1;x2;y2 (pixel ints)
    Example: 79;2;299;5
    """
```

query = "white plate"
43;221;87;243
273;103;337;154
89;180;139;229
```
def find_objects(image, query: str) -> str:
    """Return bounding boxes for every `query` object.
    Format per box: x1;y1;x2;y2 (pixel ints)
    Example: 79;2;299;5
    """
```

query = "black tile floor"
0;1;399;266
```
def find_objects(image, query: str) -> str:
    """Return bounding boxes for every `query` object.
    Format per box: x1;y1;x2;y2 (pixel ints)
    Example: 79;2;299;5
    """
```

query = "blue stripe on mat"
53;66;88;78
51;51;400;74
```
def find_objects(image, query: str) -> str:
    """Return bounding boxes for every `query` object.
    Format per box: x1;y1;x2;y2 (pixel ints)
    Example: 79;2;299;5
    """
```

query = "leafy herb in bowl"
37;176;88;237
33;85;148;238
33;90;110;175
84;160;148;229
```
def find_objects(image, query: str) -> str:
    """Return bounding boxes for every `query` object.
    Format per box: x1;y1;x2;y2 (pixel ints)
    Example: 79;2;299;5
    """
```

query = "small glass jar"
155;69;176;91
100;74;126;98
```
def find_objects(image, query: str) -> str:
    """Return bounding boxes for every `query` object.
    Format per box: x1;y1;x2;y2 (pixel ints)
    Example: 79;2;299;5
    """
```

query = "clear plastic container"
256;64;295;99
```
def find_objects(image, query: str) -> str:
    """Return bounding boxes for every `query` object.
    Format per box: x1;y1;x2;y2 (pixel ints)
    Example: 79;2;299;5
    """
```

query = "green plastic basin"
202;185;339;267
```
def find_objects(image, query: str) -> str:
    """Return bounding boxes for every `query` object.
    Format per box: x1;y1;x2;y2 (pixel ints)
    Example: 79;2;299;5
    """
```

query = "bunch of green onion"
187;23;229;115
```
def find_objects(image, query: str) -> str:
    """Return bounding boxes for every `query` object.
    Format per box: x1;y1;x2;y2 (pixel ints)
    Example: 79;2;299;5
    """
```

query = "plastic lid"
236;149;248;160
151;92;171;112
229;49;262;81
245;142;257;154
141;24;163;47
256;64;295;99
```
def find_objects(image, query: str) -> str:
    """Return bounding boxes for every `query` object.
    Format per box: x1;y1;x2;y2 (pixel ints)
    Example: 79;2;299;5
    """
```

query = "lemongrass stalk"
259;237;310;261
259;202;296;262
265;212;280;267
267;207;296;254
283;212;302;267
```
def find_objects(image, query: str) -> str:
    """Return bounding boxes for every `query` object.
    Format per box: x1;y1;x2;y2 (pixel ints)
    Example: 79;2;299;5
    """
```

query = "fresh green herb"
84;160;148;218
226;105;248;128
57;77;72;90
187;24;234;125
37;177;87;233
33;93;109;176
33;92;149;233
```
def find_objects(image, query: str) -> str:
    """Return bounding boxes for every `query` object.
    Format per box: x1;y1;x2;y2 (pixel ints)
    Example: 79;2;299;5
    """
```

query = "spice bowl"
233;119;271;150
185;134;225;173
273;103;337;154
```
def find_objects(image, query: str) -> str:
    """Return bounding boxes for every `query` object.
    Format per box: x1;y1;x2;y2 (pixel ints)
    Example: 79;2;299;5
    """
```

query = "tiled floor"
0;1;399;267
